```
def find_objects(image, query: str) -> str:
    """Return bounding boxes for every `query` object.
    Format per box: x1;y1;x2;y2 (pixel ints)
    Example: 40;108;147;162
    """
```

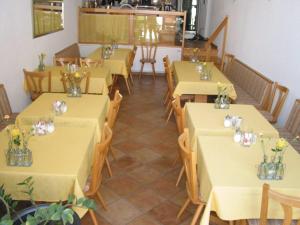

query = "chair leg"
89;209;99;225
96;191;107;210
229;221;235;225
151;63;156;80
165;99;172;114
191;203;204;225
124;78;131;95
163;90;169;105
176;166;184;187
139;63;144;80
105;158;113;177
129;72;134;86
109;146;117;161
177;198;190;219
166;107;173;124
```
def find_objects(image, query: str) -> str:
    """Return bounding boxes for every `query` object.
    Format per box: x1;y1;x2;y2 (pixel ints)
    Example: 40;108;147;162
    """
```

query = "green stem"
0;196;11;218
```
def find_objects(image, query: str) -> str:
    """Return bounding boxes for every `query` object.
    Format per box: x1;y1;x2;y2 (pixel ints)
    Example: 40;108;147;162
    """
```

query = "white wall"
207;0;300;126
0;0;81;112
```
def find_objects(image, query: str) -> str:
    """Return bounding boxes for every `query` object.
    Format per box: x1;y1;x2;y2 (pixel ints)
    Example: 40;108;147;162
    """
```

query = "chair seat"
140;59;156;64
234;84;261;108
260;110;275;123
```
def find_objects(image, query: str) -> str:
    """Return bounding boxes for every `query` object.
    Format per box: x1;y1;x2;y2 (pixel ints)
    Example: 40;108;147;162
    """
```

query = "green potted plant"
0;177;96;225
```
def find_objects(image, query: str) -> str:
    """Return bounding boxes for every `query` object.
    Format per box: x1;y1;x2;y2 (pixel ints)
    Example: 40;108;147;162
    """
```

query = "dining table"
16;93;110;142
87;47;131;80
0;125;96;217
196;135;300;225
25;65;112;94
185;103;279;150
172;61;237;102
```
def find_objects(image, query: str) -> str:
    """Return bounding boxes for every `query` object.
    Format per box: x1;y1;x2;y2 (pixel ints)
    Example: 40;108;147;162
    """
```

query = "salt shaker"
224;115;232;128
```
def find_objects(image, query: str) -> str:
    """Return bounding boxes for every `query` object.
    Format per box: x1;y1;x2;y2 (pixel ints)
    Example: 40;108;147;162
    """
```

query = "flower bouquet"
62;71;87;97
257;137;288;180
215;82;230;109
6;126;34;167
38;53;46;71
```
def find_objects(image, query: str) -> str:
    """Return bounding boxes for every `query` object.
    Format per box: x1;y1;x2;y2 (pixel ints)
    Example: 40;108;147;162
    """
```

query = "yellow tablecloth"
0;125;96;217
173;61;237;100
196;135;300;225
29;66;112;94
87;48;131;79
185;103;279;150
16;93;110;142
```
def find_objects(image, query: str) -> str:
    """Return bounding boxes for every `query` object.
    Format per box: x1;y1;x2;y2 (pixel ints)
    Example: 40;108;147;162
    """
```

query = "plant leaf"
50;212;61;221
62;208;74;225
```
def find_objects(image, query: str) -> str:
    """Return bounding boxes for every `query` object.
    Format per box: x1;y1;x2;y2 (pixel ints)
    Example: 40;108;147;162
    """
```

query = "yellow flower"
11;128;20;137
193;48;198;53
276;138;287;150
74;72;81;78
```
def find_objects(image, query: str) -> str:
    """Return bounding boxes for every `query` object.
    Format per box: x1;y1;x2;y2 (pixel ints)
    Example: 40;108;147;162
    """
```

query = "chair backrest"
172;95;185;134
23;69;51;100
178;128;199;203
163;56;175;95
60;71;90;94
107;90;123;129
225;56;273;110
54;57;78;66
0;84;12;120
284;99;300;136
130;45;137;67
266;82;289;123
79;58;102;68
259;183;300;225
89;123;113;195
141;42;157;62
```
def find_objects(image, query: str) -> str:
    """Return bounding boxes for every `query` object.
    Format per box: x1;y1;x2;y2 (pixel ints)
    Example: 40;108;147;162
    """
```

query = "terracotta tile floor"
81;76;196;225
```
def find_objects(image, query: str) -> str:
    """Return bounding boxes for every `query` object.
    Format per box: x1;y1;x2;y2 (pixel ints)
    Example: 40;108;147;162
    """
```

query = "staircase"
182;17;228;70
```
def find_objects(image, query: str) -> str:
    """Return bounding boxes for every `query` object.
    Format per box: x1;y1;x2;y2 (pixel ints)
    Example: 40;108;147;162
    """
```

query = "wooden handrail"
204;16;228;70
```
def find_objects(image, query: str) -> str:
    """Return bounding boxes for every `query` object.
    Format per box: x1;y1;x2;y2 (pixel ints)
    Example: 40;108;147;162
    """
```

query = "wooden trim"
79;7;186;17
204;17;228;66
181;11;187;60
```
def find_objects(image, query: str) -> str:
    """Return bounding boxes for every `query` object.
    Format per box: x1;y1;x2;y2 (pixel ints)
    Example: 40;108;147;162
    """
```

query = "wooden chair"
54;57;78;66
255;183;300;225
260;82;289;124
84;123;113;225
127;45;137;85
172;95;186;187
139;42;157;80
177;128;205;225
80;58;102;68
23;69;51;101
0;84;18;130
105;90;123;177
163;55;171;106
163;56;175;123
60;71;91;94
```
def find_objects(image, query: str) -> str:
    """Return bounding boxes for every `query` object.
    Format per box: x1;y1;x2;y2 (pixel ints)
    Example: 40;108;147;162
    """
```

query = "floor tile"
99;199;142;225
127;188;165;213
104;174;141;197
147;200;192;225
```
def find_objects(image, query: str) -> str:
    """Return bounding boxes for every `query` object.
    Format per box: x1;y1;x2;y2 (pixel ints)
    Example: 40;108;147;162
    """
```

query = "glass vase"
68;85;81;97
38;59;45;72
214;96;230;109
